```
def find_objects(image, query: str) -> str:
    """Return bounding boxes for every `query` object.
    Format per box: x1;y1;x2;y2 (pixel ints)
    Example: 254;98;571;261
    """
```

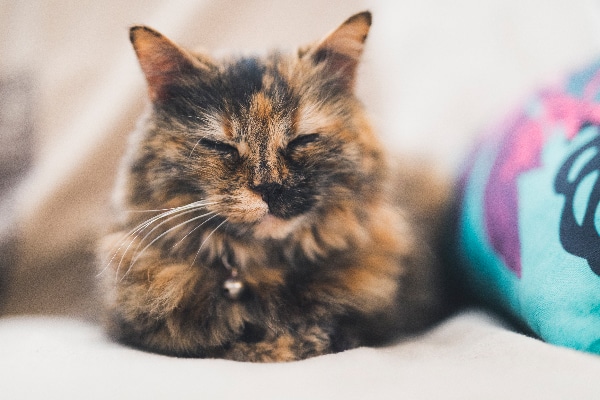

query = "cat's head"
125;11;385;240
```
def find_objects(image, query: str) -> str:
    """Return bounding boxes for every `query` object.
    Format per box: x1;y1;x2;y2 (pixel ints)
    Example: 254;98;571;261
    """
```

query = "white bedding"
3;310;599;399
1;1;599;398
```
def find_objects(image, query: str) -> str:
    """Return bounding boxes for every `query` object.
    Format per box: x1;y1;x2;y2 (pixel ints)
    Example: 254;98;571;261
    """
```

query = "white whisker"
113;207;207;280
191;217;229;267
118;201;215;246
120;211;216;281
188;139;202;159
101;199;217;279
115;200;215;251
125;199;216;214
171;213;220;250
111;203;211;278
129;208;213;262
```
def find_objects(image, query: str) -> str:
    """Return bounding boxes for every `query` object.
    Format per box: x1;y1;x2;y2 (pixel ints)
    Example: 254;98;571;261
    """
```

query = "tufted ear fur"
308;11;372;88
129;26;214;102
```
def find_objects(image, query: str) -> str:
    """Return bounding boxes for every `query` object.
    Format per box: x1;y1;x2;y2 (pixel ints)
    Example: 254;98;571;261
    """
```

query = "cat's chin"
252;214;305;240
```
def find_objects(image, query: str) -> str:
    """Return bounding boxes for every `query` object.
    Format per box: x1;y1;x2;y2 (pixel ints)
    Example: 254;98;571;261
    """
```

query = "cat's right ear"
305;11;372;89
130;26;212;102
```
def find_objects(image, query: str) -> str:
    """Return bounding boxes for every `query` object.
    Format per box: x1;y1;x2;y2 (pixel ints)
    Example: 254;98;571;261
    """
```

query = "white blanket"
2;310;599;399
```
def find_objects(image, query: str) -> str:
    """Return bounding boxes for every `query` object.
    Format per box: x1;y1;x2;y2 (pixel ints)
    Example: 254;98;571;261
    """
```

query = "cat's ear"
130;26;213;102
308;11;372;88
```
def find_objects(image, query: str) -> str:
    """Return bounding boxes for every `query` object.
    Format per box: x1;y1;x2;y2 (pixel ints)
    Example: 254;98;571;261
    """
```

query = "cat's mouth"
228;204;306;240
216;188;313;239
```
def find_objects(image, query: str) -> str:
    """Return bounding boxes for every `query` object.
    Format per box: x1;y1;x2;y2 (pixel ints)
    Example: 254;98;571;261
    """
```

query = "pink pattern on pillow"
483;81;600;277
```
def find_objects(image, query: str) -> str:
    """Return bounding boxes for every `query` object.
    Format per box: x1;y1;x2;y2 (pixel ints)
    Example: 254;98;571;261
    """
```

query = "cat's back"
387;157;452;242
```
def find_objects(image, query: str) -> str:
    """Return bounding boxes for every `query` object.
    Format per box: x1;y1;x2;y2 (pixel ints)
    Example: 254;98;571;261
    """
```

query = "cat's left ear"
307;11;372;88
130;26;214;102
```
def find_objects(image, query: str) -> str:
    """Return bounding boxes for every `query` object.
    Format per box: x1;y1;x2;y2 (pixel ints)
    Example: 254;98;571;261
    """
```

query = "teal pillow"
455;59;600;354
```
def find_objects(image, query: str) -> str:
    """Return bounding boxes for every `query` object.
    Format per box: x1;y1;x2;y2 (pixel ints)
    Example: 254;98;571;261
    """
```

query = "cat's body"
99;11;449;362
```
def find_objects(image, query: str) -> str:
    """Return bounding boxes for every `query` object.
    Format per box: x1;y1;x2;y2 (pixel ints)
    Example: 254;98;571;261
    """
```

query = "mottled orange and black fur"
98;11;449;362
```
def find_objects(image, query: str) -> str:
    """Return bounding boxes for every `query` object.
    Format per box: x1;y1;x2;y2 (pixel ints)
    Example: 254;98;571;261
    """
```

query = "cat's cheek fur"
252;214;306;240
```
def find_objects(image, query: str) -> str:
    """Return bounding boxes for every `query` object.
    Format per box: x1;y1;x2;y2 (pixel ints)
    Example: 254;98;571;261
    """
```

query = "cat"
98;11;450;362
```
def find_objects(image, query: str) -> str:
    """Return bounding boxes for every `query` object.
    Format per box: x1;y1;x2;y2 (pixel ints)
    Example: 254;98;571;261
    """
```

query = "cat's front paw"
223;327;332;362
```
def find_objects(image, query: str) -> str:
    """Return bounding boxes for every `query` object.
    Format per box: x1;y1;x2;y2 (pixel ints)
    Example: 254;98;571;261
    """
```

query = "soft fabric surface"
455;59;600;354
1;0;600;398
3;310;600;399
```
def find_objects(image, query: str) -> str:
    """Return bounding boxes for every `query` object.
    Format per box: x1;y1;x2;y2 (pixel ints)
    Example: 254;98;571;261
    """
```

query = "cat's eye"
199;138;239;157
288;133;320;150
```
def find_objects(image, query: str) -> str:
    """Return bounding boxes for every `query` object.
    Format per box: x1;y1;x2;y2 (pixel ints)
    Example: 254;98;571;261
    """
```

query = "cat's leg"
313;243;446;347
99;236;244;357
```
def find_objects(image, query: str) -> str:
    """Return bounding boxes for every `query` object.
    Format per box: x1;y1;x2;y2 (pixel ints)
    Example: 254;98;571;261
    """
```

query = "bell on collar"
223;277;244;300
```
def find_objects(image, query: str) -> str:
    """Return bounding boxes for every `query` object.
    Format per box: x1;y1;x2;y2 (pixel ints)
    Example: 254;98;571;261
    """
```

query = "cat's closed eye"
199;138;239;158
287;133;320;151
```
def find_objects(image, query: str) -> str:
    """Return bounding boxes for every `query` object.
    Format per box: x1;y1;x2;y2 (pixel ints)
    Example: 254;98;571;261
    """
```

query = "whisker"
120;211;217;281
115;201;212;247
188;138;202;159
171;213;220;250
129;208;213;263
124;199;216;214
127;208;192;213
113;208;208;280
110;202;204;259
113;200;215;253
191;217;229;267
100;200;216;279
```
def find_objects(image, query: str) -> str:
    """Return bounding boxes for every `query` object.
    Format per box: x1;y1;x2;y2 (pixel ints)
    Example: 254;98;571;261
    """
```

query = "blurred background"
1;0;600;317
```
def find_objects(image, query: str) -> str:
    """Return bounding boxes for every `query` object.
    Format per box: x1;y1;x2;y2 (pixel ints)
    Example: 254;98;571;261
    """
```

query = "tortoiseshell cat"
99;11;450;362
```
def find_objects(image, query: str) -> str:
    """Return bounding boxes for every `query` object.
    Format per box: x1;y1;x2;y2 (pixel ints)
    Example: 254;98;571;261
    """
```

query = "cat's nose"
251;182;283;205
